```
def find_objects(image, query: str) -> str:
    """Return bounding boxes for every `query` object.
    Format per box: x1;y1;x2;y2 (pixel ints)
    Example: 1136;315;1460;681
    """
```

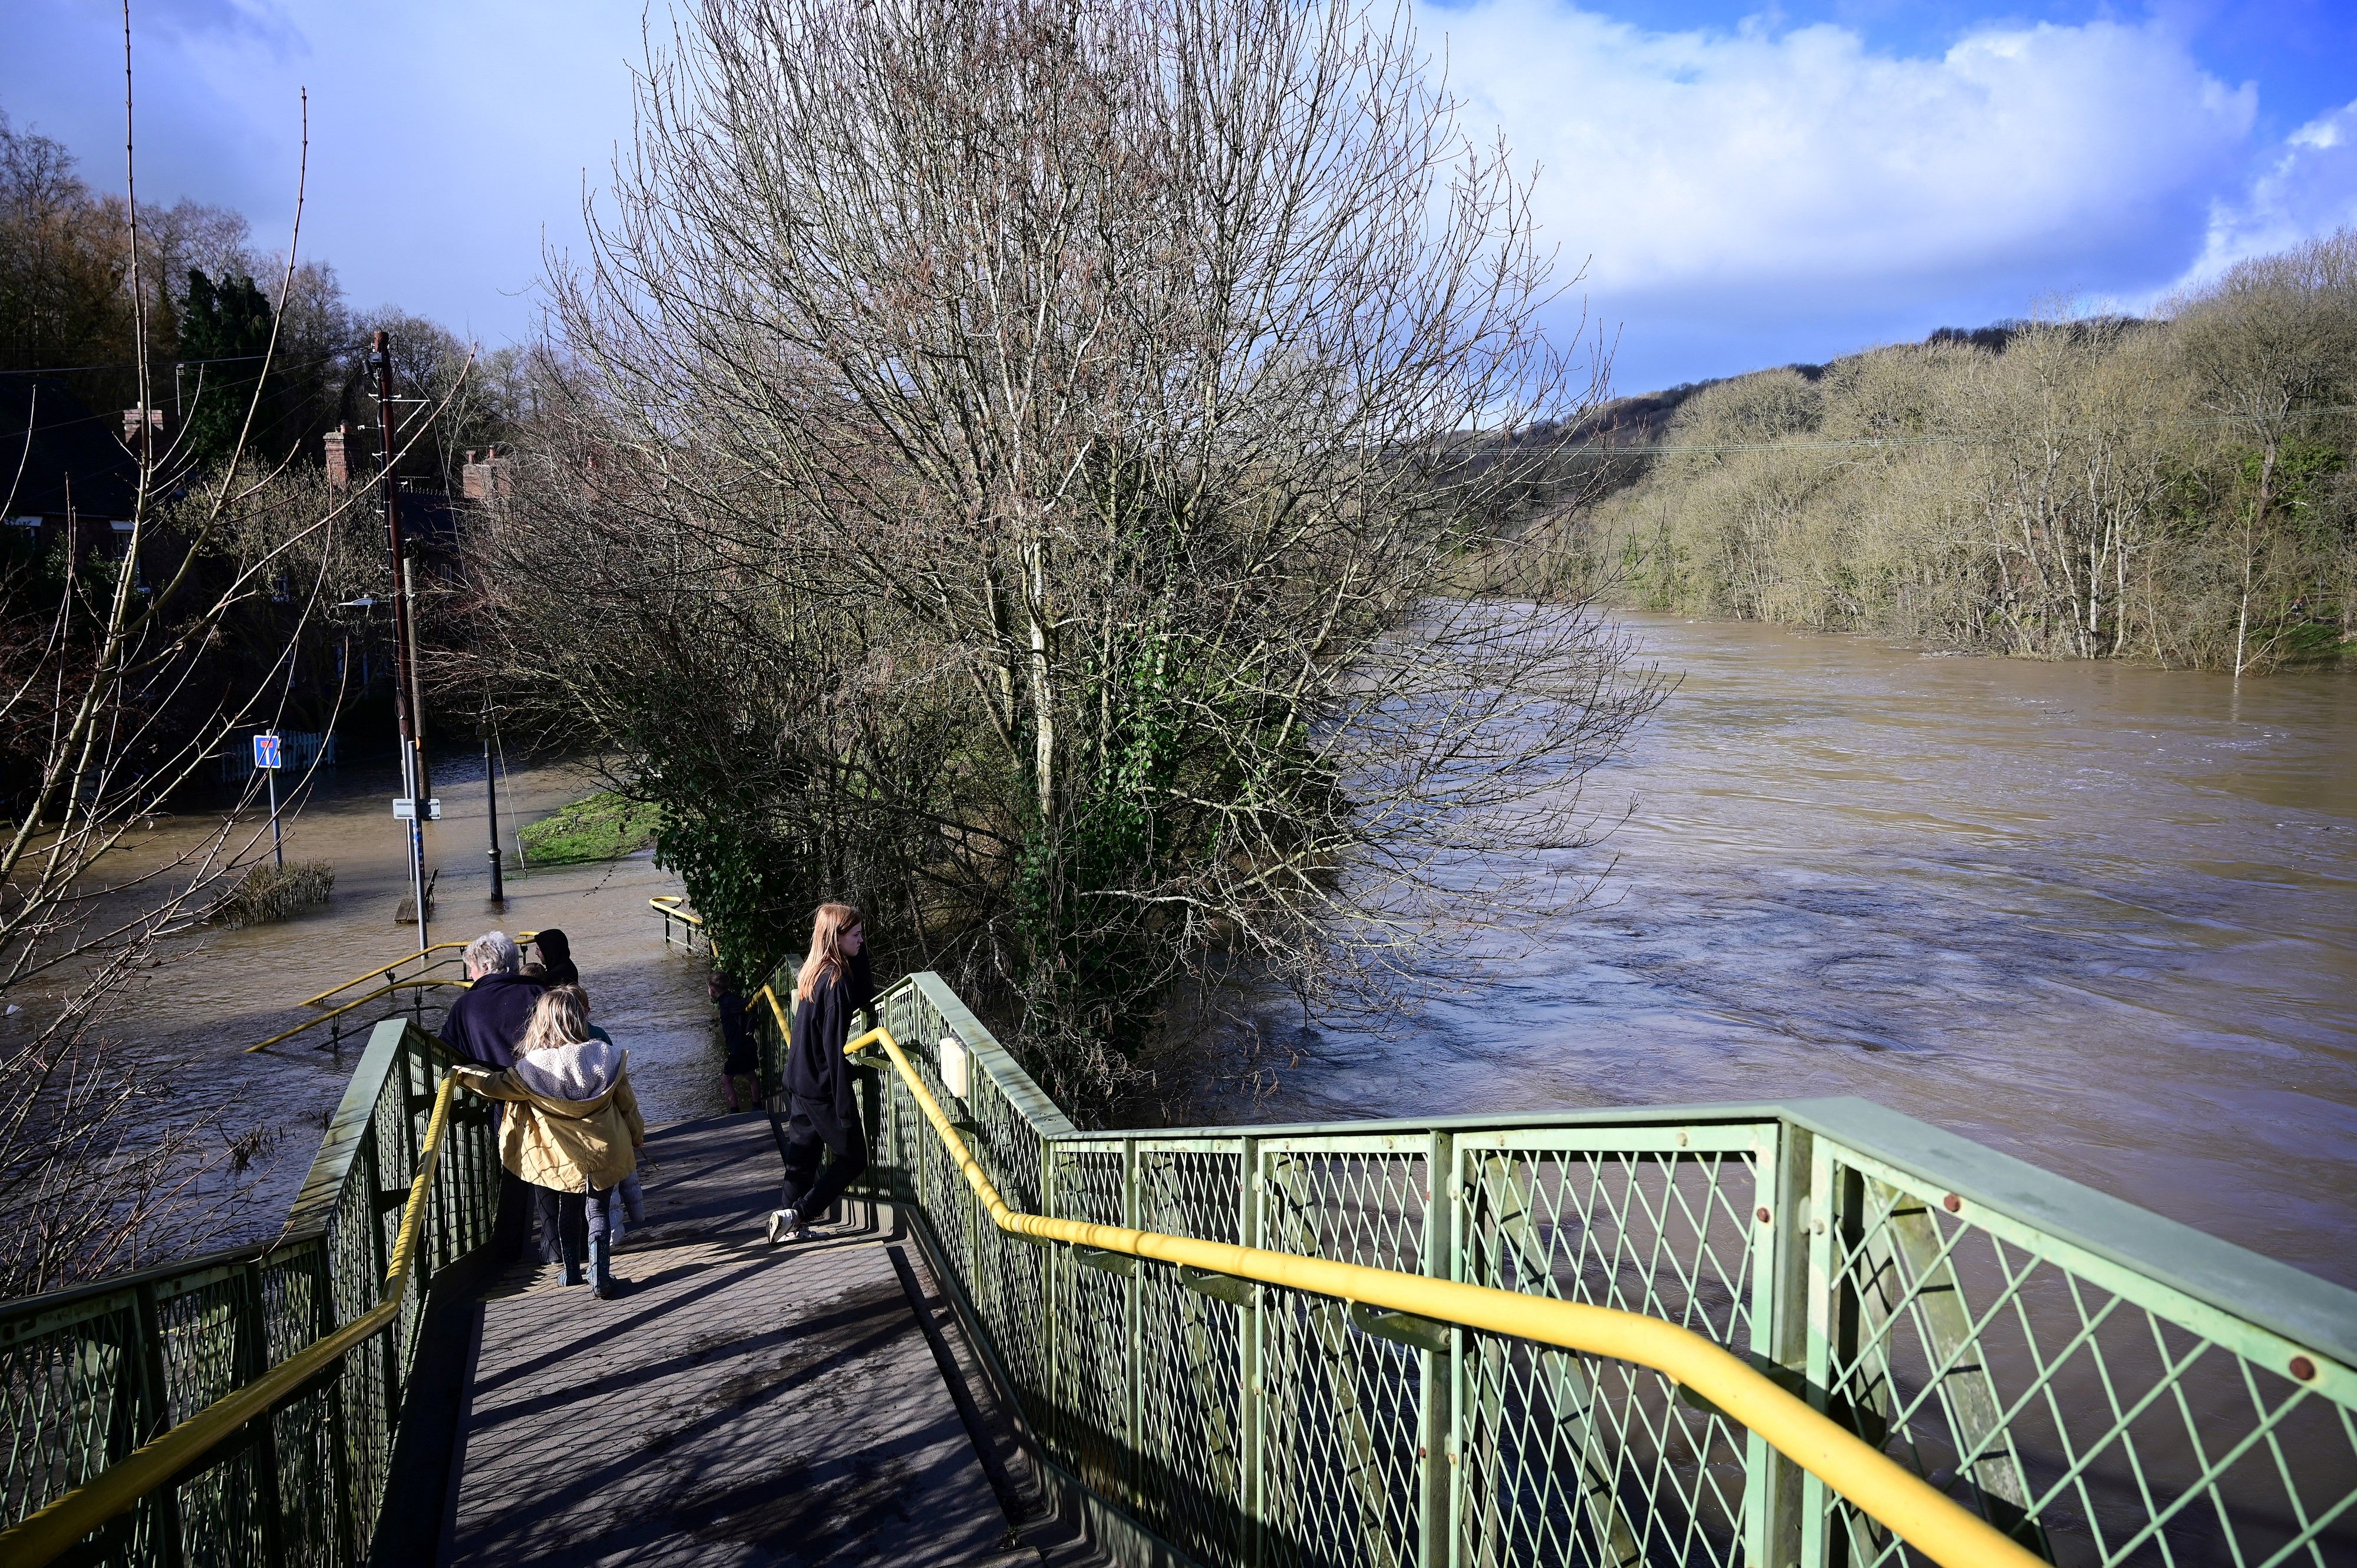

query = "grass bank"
519;791;661;867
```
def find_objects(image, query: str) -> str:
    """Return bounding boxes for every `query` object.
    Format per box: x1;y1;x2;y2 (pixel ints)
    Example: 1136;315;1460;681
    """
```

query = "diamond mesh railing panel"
1134;1142;1249;1565
0;1021;501;1566
1257;1136;1435;1568
1810;1142;2357;1568
1052;1142;1137;1511
1454;1125;1777;1568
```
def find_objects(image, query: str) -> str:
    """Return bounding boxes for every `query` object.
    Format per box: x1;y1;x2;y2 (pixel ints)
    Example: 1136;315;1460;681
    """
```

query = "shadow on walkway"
445;1113;1078;1567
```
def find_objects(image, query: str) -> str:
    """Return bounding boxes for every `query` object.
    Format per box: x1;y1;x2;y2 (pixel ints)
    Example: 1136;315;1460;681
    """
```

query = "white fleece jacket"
510;1037;625;1102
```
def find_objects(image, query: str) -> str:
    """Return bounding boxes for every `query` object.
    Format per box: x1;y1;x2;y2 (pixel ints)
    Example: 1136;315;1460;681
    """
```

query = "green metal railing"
749;970;2357;1568
9;948;2352;1568
0;1019;503;1565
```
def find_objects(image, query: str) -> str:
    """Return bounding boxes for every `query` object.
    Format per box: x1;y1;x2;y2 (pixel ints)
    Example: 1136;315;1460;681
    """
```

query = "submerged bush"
210;860;335;927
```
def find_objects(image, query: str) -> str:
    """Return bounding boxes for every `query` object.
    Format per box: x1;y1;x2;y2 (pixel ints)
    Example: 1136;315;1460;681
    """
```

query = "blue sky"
4;1;2354;395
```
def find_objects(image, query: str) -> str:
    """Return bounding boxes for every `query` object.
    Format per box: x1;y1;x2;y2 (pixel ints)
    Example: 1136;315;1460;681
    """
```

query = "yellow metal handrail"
853;1024;2045;1568
247;978;471;1054
0;1077;460;1568
301;932;539;1009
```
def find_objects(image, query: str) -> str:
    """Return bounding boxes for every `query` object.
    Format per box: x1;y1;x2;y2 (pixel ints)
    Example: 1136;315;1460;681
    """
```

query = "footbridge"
5;929;2355;1567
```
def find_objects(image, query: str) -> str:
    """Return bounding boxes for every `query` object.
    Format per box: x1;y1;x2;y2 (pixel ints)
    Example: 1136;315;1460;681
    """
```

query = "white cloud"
2170;98;2357;292
1432;4;2257;303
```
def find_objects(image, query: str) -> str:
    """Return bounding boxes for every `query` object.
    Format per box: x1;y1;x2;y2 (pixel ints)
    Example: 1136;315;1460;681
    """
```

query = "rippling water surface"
1256;613;2357;1288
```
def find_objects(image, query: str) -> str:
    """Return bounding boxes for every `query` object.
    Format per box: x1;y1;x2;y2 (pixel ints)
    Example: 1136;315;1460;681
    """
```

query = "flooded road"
1259;613;2357;1288
86;751;721;1250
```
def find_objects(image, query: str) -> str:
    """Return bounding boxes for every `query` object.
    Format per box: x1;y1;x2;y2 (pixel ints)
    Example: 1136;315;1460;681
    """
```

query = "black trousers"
531;1182;614;1266
771;1101;868;1223
493;1171;532;1263
532;1184;582;1266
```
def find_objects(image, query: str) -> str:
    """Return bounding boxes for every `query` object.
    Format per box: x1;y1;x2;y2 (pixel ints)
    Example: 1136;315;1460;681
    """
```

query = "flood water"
67;751;719;1252
1256;612;2357;1290
37;616;2357;1291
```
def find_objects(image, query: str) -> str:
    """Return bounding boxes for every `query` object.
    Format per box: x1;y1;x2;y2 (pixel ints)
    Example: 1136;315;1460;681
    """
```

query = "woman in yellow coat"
453;984;644;1298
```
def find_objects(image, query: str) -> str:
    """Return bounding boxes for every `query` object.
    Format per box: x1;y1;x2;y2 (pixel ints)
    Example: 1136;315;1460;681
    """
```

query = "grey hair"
464;930;522;976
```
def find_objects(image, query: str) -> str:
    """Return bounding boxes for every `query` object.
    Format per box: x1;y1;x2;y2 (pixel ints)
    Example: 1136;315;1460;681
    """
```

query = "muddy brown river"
1252;612;2357;1290
44;613;2357;1291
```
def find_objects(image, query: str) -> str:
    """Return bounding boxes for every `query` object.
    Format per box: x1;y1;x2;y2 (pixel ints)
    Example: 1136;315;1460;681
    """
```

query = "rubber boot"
589;1236;624;1299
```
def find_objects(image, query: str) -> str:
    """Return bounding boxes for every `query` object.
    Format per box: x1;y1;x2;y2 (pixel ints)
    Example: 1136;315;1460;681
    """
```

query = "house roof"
0;376;142;521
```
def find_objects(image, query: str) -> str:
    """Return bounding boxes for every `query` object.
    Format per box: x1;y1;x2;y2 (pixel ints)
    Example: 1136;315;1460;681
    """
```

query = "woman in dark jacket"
766;902;873;1245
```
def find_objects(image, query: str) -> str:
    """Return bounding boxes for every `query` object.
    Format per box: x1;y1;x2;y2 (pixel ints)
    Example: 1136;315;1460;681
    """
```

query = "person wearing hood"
453;983;645;1298
766;902;873;1245
523;927;580;987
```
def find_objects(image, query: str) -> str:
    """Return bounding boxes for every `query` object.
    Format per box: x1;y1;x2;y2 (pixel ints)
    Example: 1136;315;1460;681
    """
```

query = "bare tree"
478;0;1657;1113
2175;239;2357;676
0;27;471;1292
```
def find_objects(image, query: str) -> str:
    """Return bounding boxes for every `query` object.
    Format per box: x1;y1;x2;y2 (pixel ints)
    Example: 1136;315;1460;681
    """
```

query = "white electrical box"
939;1035;970;1101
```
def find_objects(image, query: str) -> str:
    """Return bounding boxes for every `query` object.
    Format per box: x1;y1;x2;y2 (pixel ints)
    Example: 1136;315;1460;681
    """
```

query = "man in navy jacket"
443;930;546;1067
442;932;546;1259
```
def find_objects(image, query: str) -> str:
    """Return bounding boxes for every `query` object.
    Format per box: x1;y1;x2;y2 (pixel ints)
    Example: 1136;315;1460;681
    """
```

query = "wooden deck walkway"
443;1113;1082;1566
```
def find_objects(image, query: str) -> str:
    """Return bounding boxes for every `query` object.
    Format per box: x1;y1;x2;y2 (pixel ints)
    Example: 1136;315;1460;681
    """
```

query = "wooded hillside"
1506;231;2357;673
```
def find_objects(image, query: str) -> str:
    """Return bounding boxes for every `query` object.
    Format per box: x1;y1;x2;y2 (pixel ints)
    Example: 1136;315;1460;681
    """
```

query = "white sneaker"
766;1207;803;1245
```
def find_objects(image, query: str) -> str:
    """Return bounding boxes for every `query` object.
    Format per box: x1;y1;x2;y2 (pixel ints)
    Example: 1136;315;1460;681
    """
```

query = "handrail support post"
1422;1131;1457;1568
132;1281;187;1568
1239;1134;1263;1568
1755;1122;1815;1568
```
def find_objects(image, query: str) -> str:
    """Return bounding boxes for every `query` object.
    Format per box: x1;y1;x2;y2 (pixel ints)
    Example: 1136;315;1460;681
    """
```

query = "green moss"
519;792;661;866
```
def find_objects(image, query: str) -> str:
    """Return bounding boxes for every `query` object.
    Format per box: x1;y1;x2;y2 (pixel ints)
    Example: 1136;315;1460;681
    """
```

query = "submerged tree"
477;0;1656;1112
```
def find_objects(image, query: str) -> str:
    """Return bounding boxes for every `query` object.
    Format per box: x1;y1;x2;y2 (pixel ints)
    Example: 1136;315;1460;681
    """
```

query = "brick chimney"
323;424;355;490
461;444;514;503
121;407;167;450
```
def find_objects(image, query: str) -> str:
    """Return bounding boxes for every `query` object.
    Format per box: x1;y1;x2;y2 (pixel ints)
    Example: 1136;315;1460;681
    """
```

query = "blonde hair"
794;903;862;1001
519;985;591;1056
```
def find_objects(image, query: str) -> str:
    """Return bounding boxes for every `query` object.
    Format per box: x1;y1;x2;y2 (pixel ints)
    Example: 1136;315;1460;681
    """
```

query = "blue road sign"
253;734;283;771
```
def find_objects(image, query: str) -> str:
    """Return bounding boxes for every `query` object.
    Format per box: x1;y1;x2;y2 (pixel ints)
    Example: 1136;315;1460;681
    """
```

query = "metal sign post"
253;733;284;868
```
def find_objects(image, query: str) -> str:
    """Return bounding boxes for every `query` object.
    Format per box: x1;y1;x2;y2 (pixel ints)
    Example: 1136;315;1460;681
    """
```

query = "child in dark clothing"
711;972;761;1112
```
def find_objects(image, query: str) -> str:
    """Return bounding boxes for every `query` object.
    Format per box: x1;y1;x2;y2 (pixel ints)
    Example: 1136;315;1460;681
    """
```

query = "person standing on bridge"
523;928;580;986
443;930;546;1068
454;984;646;1298
441;931;547;1262
767;902;872;1246
713;969;760;1112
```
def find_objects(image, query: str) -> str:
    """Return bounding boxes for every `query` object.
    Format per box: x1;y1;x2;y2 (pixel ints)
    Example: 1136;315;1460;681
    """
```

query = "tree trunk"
2234;437;2279;679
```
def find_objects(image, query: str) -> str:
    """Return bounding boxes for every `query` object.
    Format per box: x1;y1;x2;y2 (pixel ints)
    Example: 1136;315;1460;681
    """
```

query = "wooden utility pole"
371;330;431;951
